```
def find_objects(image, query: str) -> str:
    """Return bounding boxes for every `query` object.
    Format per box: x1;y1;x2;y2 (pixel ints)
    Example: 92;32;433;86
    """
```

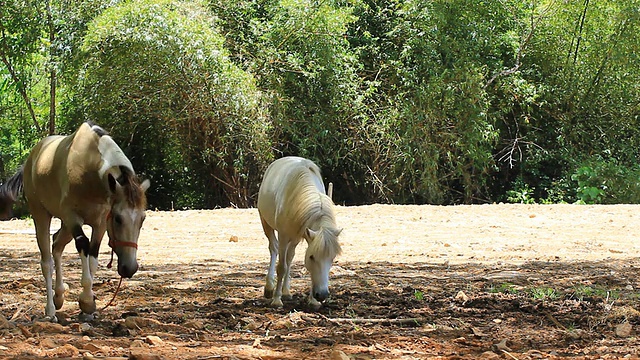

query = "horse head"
304;226;342;303
106;169;150;278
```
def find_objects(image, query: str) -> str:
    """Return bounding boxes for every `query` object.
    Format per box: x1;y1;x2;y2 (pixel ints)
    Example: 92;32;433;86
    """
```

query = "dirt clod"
40;337;58;349
130;351;164;360
615;322;633;337
44;343;79;357
32;321;64;334
455;290;469;303
331;349;350;360
124;316;162;329
145;335;164;346
82;342;103;352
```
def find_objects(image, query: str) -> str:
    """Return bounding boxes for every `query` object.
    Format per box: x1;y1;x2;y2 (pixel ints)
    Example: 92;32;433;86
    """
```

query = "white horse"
257;156;342;308
0;122;150;322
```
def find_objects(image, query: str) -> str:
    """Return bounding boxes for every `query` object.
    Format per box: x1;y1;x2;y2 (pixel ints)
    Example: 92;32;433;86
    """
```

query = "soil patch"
0;204;638;359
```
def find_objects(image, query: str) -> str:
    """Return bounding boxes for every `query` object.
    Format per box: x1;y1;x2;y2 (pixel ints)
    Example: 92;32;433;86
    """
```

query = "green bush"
75;0;272;208
570;157;640;204
4;0;640;207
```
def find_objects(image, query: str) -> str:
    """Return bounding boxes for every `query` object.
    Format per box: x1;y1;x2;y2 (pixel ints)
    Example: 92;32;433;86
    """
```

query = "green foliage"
343;0;515;203
2;0;640;207
529;286;559;301
251;0;367;203
487;283;520;295
0;0;44;63
76;0;272;208
506;1;640;204
572;285;620;302
571;166;605;204
505;178;536;204
0;0;49;158
569;157;640;204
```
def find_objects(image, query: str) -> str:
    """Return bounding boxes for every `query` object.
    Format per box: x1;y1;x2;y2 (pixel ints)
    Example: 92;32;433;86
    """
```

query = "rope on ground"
101;277;124;311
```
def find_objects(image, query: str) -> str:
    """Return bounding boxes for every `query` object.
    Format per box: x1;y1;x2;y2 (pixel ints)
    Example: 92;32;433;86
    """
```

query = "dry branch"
323;317;429;325
545;311;566;330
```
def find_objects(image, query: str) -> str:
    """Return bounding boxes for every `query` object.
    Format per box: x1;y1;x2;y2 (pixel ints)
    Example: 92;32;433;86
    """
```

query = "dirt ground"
0;204;639;359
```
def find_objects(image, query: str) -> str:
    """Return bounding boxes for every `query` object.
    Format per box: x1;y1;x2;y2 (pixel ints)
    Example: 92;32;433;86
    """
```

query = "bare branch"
485;1;553;88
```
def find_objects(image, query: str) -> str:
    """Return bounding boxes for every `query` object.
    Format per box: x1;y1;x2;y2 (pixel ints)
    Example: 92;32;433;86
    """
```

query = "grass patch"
529;286;559;300
487;282;520;294
571;285;620;301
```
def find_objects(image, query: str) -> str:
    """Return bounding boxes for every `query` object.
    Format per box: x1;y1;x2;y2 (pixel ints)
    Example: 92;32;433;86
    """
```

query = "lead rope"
101;277;123;311
103;209;122;311
103;243;122;311
102;235;123;311
106;248;115;269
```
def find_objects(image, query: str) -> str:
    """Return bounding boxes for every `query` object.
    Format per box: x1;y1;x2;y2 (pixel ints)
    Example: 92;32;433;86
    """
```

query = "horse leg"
32;210;56;321
52;225;72;310
86;224;106;310
88;226;105;278
282;239;300;300
271;235;290;307
71;223;97;319
261;217;278;299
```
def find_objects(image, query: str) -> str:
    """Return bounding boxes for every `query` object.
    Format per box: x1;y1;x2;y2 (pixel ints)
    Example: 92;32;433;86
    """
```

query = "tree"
511;0;640;203
0;0;44;133
76;0;272;208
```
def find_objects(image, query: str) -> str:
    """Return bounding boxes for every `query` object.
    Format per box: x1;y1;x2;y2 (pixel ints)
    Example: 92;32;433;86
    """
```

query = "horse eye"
114;215;123;225
309;255;315;261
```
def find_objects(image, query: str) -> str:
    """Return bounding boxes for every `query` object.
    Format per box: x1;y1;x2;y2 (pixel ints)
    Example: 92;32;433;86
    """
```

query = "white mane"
278;168;342;258
97;135;134;179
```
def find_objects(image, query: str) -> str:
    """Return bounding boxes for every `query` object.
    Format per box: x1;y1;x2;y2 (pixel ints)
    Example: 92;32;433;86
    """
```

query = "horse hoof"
269;299;284;308
308;297;322;310
264;288;274;299
79;299;97;315
78;312;94;322
40;315;58;323
281;294;292;301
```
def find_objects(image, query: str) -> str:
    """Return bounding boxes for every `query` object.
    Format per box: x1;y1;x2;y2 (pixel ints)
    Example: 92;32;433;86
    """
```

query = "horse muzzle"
118;261;138;278
313;289;330;302
110;239;139;278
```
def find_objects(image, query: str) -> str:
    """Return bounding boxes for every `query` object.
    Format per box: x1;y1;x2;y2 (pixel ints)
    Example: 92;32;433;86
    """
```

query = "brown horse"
0;122;150;322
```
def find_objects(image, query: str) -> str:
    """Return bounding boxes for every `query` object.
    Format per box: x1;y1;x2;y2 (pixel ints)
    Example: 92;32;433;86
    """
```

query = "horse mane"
120;168;148;209
282;168;342;258
307;225;343;259
91;124;146;210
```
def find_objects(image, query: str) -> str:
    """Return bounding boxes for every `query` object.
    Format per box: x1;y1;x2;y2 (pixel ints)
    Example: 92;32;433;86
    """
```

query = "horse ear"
141;179;151;192
107;173;118;193
305;228;318;240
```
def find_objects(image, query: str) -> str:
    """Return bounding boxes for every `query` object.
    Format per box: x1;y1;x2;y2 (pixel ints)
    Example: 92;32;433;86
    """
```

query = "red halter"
106;211;139;269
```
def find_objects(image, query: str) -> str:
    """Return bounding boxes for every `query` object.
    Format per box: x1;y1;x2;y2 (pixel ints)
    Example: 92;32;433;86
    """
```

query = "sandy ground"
0;204;638;359
1;203;637;266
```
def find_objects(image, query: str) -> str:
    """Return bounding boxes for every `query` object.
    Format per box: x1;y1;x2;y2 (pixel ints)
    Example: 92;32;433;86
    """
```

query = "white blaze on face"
305;249;333;302
108;203;144;278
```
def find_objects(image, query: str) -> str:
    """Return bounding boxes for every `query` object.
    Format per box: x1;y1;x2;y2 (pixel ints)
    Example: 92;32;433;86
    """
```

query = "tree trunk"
46;0;56;135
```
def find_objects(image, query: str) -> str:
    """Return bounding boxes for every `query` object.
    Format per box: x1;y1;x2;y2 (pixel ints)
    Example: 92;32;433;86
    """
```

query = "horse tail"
0;166;24;204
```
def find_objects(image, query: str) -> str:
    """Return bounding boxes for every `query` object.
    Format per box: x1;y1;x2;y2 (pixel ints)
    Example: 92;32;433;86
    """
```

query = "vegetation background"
1;0;639;210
